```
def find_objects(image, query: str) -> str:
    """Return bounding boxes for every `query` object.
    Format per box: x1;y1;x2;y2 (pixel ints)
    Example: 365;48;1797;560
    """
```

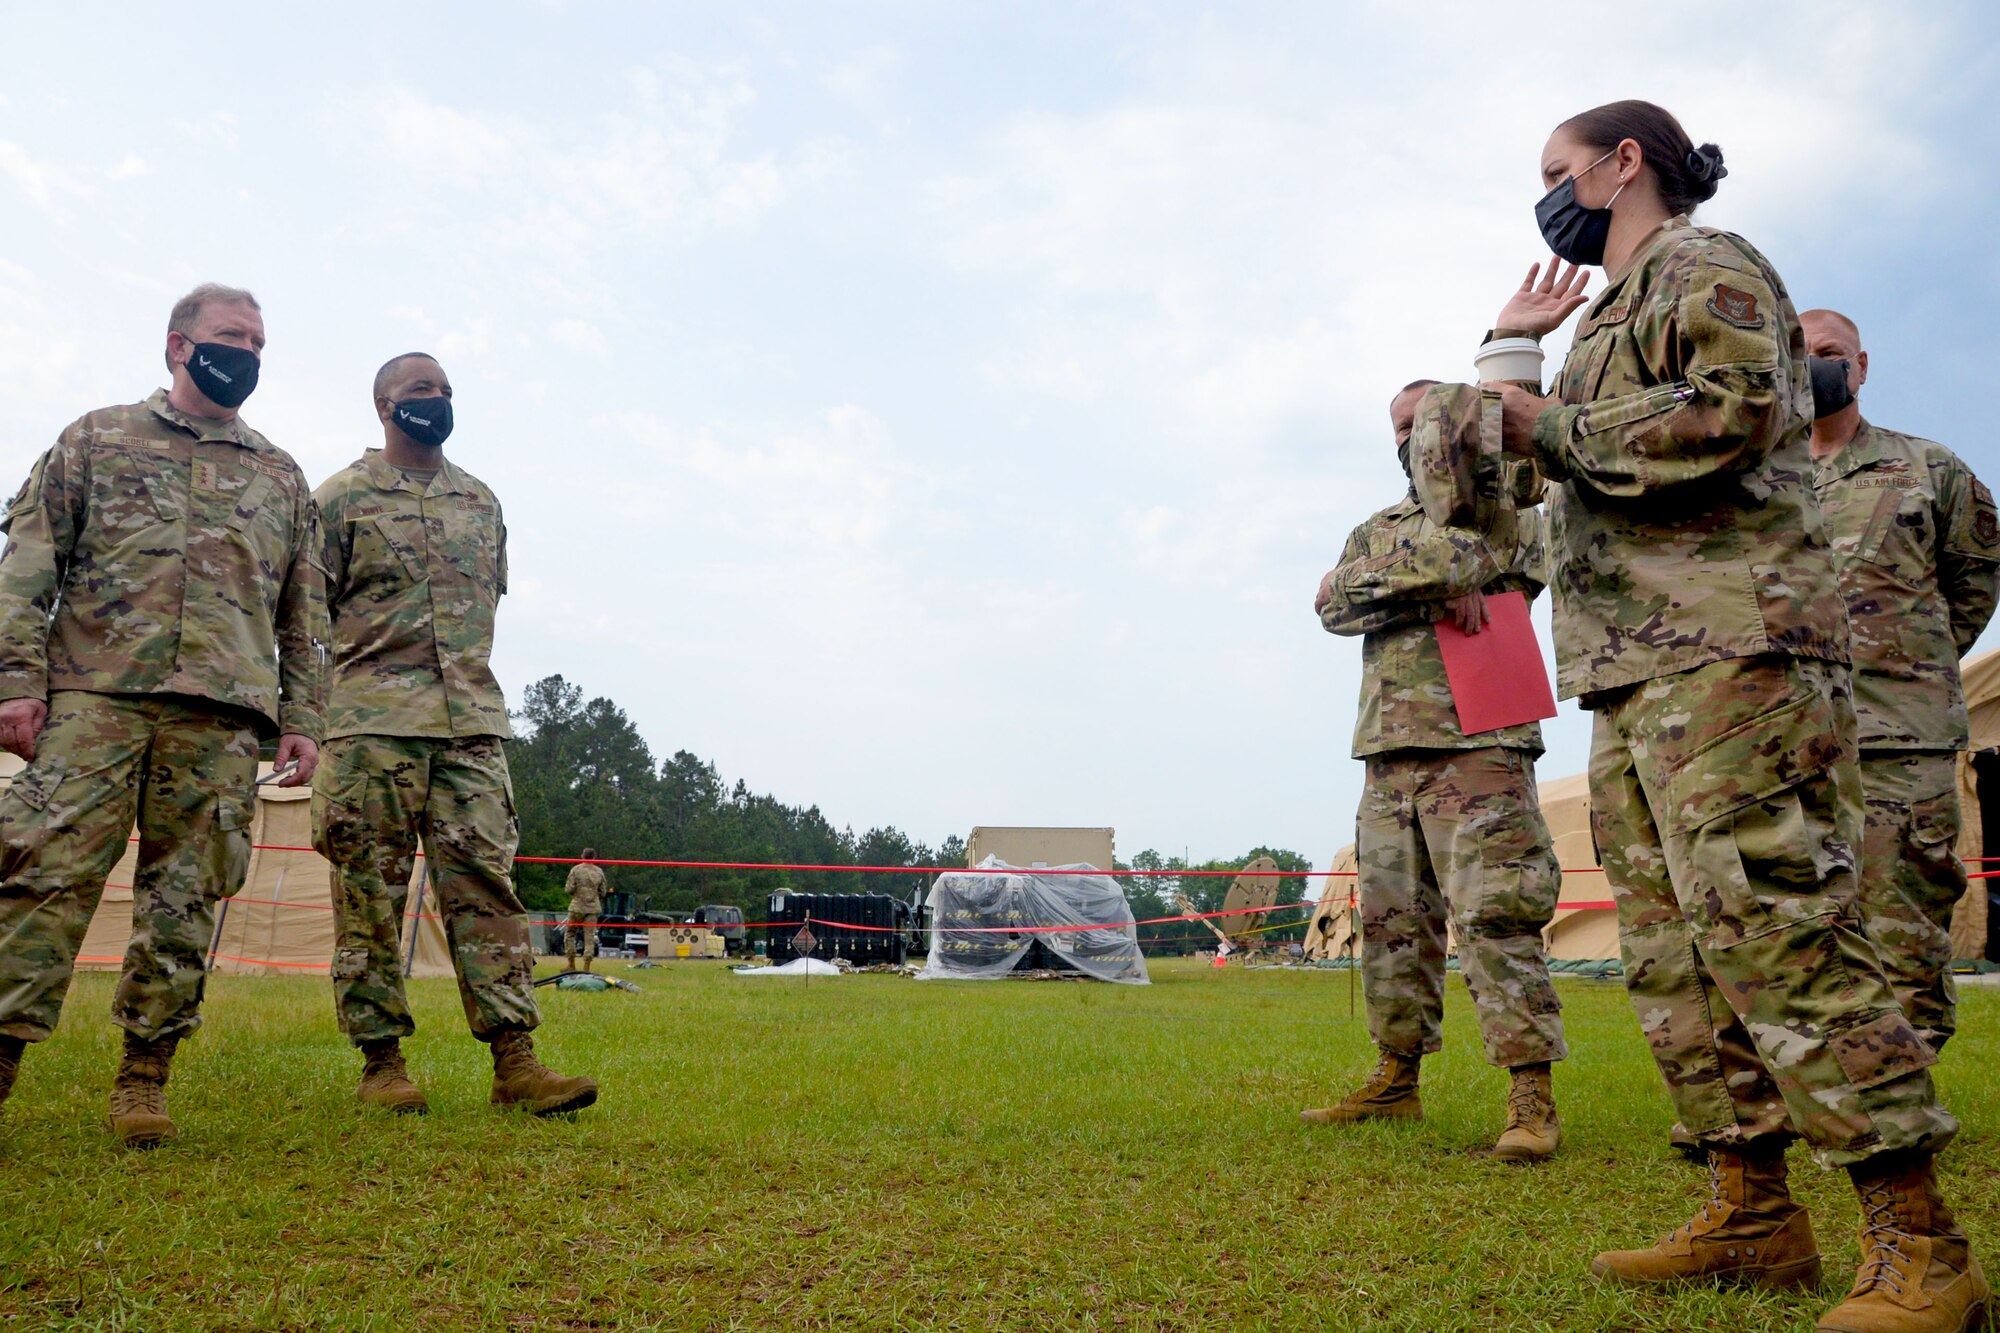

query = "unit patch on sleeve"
1706;283;1765;330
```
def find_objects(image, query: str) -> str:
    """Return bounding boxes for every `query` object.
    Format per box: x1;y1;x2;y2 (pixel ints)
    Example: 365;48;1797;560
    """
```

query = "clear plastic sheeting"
732;958;842;978
916;857;1150;984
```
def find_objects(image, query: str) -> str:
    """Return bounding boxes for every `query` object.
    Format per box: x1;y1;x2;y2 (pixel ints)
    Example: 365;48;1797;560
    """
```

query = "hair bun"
1685;143;1728;185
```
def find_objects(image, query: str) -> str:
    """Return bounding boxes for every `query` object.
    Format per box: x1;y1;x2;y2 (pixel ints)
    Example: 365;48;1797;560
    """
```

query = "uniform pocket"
88;449;174;531
1567;301;1633;403
310;747;371;858
223;471;276;533
438;503;503;594
354;514;427;585
1908;789;1961;849
1825;1008;1935;1093
6;763;56;812
213;793;254;902
1659;683;1844;838
1858;483;1929;568
1470;754;1539;867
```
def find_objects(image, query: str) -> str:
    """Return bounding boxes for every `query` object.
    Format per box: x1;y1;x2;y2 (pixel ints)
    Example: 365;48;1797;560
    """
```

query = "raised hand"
1495;258;1591;336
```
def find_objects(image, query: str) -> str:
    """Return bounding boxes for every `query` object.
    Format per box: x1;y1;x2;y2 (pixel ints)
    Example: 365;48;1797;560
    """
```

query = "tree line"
505;675;1316;945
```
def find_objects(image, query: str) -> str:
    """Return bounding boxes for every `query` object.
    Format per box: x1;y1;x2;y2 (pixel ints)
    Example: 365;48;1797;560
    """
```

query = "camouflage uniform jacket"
1813;420;2000;751
1324;486;1546;759
1522;216;1849;702
0;390;323;737
316;449;511;740
565;863;607;913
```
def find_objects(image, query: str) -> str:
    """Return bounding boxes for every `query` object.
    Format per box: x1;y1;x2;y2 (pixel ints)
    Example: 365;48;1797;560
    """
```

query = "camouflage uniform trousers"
311;733;538;1046
0;691;257;1044
1590;654;1955;1166
565;911;599;961
1857;750;1966;1051
1356;746;1568;1068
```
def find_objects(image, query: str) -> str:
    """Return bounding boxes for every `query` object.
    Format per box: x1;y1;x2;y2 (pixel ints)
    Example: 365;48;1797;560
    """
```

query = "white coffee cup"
1473;336;1545;386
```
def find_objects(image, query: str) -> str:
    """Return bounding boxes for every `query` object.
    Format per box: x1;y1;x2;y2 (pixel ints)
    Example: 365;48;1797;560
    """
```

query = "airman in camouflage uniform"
564;851;607;971
1302;380;1566;1162
313;352;595;1118
0;284;323;1147
1804;307;2000;1055
1448;101;1982;1330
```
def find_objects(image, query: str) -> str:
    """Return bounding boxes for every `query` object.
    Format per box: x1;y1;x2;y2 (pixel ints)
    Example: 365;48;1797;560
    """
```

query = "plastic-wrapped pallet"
916;856;1149;984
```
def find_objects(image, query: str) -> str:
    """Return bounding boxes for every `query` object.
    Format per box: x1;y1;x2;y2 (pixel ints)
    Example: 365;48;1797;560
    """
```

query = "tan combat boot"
356;1038;428;1115
1816;1152;1991;1333
489;1029;598;1116
0;1034;24;1115
1299;1049;1421;1125
1592;1143;1822;1289
1492;1063;1560;1162
107;1032;179;1149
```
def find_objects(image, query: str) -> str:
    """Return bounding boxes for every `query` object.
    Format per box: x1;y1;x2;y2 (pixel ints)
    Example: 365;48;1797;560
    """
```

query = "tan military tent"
0;753;453;978
1950;647;2000;960
1307;644;2000;966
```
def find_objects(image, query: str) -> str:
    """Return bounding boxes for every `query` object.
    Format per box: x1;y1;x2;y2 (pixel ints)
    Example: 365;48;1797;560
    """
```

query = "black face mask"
392;397;453;447
1808;357;1856;419
1396;437;1413;481
1534;149;1624;266
183;341;260;409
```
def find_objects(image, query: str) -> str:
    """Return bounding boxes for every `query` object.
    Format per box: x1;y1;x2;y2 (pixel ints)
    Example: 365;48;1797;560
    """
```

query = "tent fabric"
1952;648;2000;959
917;857;1149;984
0;753;454;979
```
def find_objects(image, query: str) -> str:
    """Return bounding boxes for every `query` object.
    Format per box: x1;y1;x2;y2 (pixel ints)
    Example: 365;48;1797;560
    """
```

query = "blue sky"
4;2;1997;871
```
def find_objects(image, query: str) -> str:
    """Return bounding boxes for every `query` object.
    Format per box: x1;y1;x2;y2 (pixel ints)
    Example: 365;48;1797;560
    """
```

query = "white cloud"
333;61;843;254
0;141;55;208
550;318;609;357
824;46;900;109
170;111;239;150
604;403;945;554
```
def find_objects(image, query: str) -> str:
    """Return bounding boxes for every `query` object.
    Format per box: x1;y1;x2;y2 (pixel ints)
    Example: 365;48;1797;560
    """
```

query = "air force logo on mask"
393;396;454;447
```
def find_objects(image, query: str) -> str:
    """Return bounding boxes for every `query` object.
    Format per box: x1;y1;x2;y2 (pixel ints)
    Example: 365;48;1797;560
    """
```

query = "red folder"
1433;590;1558;735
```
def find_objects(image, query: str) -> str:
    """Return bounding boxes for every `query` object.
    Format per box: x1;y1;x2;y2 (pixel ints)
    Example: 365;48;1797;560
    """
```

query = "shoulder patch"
1975;481;1998;545
1705;283;1765;330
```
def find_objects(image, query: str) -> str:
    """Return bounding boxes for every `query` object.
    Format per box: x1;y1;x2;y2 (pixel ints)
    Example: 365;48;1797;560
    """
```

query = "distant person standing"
565;850;608;972
1303;379;1567;1162
1805;307;2000;1054
313;353;596;1118
0;284;323;1146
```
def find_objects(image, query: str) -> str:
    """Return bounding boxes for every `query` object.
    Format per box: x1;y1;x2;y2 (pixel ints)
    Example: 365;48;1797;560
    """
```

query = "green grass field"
0;959;1993;1332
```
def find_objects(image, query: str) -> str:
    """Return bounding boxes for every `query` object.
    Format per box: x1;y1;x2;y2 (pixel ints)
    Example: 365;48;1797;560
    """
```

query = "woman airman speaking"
1475;100;1985;1333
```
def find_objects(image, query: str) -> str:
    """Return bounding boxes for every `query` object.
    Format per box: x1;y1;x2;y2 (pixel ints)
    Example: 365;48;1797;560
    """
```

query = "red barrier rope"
514;855;1329;876
137;838;1994;878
